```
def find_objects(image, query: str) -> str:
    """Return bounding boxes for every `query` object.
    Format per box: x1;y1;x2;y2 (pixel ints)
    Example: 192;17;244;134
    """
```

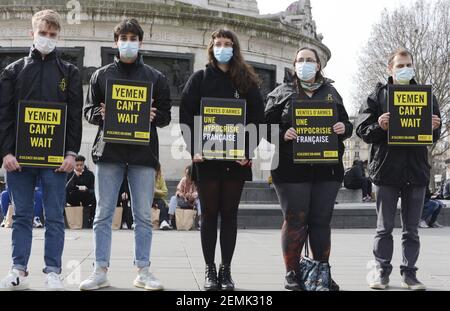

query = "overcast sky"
257;0;427;115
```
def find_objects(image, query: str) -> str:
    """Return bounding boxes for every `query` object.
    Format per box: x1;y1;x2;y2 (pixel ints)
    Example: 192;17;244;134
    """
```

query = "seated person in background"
153;163;171;230
118;170;133;230
66;155;96;228
344;160;373;202
419;187;445;228
1;177;43;228
168;165;201;229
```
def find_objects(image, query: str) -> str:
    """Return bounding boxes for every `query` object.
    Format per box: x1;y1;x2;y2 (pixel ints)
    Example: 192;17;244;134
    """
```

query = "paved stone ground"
0;227;449;291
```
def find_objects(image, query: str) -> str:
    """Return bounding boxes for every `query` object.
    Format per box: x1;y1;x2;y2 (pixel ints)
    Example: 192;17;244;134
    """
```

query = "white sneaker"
79;268;110;291
0;269;30;291
159;220;171;231
419;220;429;228
0;219;6;228
133;268;164;291
33;217;43;228
45;272;65;291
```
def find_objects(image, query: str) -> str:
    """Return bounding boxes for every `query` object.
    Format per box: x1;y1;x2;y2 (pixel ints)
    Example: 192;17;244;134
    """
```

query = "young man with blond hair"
0;9;83;290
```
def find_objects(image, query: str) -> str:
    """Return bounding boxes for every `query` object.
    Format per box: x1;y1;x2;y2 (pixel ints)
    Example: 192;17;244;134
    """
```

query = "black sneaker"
330;278;340;291
284;271;302;291
401;271;426;291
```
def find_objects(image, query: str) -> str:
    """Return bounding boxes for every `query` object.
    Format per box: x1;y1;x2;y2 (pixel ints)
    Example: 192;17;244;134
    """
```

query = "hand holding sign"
2;154;21;172
284;128;298;142
150;106;157;122
378;113;390;131
432;115;441;130
236;159;251;167
100;103;106;120
56;155;76;173
333;122;346;135
193;153;204;163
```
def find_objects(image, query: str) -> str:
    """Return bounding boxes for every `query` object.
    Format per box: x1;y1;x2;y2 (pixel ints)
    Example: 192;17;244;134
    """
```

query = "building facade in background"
0;0;330;180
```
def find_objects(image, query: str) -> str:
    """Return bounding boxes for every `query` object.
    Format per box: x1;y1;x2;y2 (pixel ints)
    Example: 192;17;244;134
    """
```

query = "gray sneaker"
79;268;110;291
369;268;390;290
401;271;426;291
134;268;164;291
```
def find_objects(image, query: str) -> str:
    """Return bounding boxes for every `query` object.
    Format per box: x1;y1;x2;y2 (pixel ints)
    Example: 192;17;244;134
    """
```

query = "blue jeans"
1;189;42;218
93;163;155;269
7;168;67;274
422;199;443;226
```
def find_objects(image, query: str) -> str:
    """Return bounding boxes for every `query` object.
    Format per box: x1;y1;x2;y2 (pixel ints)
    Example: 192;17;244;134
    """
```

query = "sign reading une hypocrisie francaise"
292;100;339;164
200;97;246;161
103;79;153;145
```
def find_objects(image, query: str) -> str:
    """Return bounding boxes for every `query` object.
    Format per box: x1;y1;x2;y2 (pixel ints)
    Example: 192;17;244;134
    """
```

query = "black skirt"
192;160;252;182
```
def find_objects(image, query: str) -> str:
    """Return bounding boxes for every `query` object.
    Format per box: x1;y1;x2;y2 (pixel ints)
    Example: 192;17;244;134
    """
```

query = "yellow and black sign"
292;100;339;164
16;101;67;168
103;79;153;145
200;97;246;161
388;85;433;146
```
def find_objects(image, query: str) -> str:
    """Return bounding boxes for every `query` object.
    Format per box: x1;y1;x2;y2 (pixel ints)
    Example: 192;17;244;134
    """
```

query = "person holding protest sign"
0;10;83;290
265;47;352;291
356;48;441;291
179;29;265;291
80;18;171;291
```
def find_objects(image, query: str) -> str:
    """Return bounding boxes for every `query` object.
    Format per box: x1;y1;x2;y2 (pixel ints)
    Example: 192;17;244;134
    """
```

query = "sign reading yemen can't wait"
16;101;67;168
200;97;247;161
388;84;433;146
292;100;339;164
103;79;153;145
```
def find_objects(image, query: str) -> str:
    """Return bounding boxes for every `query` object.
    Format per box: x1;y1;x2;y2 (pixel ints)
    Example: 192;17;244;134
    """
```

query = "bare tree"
353;0;450;179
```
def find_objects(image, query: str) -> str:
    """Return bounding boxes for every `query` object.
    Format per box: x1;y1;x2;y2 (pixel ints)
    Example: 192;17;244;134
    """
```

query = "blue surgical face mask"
295;62;317;81
213;47;233;64
394;67;415;84
118;40;140;60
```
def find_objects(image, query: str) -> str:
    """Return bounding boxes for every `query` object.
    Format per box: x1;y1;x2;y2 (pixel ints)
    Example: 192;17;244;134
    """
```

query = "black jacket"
179;65;265;181
356;78;441;187
66;168;95;196
265;80;353;183
84;54;171;168
0;47;83;158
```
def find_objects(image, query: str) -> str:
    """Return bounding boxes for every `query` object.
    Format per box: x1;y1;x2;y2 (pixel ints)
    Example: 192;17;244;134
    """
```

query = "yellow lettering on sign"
30;137;53;148
394;91;427;106
25;108;61;125
112;85;147;102
203;107;242;116
295;109;333;117
117;113;139;124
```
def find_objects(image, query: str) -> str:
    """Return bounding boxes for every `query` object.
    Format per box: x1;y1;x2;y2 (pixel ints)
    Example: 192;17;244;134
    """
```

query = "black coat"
84;54;171;168
356;78;441;187
0;47;83;158
179;65;265;182
265;80;353;183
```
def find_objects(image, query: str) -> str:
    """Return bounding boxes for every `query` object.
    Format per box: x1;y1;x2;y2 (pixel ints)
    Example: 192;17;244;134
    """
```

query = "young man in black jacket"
80;19;171;291
0;10;83;290
66;155;96;228
357;48;441;291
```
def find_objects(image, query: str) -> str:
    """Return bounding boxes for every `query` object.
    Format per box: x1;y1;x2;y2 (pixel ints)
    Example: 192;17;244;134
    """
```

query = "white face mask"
394;67;415;84
118;40;140;60
34;34;57;55
295;62;317;81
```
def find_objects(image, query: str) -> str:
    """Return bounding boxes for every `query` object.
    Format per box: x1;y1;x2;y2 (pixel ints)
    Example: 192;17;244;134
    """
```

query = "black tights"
196;180;245;265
